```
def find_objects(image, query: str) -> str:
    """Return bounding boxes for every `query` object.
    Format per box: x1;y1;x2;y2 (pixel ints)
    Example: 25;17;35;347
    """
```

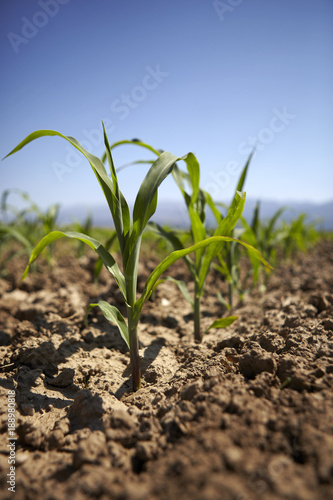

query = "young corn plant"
1;188;60;236
3;125;268;390
0;189;60;274
104;141;272;341
279;213;319;259
240;202;286;290
162;155;273;340
208;152;254;310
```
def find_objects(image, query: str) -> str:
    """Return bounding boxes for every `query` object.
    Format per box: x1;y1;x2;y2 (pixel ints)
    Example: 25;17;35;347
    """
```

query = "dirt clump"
0;241;333;499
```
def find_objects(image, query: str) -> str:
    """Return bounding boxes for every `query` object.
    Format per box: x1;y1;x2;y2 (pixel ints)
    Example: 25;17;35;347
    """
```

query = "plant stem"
228;281;233;312
128;320;141;391
194;290;201;342
125;239;142;391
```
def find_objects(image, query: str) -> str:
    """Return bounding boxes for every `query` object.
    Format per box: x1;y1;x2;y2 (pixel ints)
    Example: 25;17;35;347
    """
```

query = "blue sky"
1;0;332;214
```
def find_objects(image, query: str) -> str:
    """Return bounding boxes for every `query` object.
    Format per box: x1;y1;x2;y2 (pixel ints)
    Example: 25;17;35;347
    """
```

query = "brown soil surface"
0;240;333;500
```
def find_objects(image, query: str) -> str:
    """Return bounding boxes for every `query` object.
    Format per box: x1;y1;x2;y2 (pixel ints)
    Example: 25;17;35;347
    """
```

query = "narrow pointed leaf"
102;124;130;253
198;191;246;291
123;151;181;266
110;139;161;156
206;316;238;331
183;153;200;204
94;231;118;282
21;230;126;298
132;151;179;235
0;225;32;251
134;235;271;321
203;190;222;225
251;201;260;236
172;165;189;203
214;191;246;238
3;129;122;239
85;301;129;348
235;150;254;193
265;207;286;239
147;221;195;276
188;205;206;267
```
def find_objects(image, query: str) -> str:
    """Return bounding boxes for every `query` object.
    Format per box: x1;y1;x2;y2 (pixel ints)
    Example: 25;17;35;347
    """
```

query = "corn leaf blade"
198;191;246;291
102;124;130;253
206;316;238;331
188;205;206;267
183;153;200;205
134;235;271;321
147;221;195;276
3;129;124;242
21;230;126;298
235;150;254;193
0;224;32;251
132;151;180;235
85;301;129;348
123;152;181;266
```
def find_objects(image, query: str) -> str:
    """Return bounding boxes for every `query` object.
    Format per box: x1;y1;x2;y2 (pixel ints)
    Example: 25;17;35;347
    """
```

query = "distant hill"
58;198;333;231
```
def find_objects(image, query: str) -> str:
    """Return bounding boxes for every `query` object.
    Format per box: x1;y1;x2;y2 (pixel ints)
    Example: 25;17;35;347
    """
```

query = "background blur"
1;0;332;225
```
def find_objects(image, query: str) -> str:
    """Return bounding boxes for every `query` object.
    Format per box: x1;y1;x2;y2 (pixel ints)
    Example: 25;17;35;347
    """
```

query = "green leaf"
85;301;129;348
123;151;181;268
214;191;246;238
215;253;233;282
0;224;32;251
134;235;271;322
94;231;117;282
132;151;179;235
265;207;286;240
4;130;118;222
21;230;126;298
147;221;185;252
251;201;260;236
188;205;206;267
198;191;246;291
203;190;222;225
240;216;258;246
171;166;193;211
102;124;130;253
183;153;200;205
206;315;238;331
110;138;161;157
147;222;196;278
235;150;254;194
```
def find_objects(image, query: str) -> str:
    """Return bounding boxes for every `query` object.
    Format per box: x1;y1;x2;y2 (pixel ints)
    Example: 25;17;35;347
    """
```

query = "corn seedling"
0;188;60;264
0;222;33;277
209;152;255;310
240;203;286;290
105;141;272;341
3;126;271;390
166;153;273;339
1;188;60;236
279;213;319;259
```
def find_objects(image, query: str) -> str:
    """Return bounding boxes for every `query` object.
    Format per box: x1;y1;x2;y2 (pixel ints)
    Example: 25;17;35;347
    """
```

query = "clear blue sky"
1;0;332;213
